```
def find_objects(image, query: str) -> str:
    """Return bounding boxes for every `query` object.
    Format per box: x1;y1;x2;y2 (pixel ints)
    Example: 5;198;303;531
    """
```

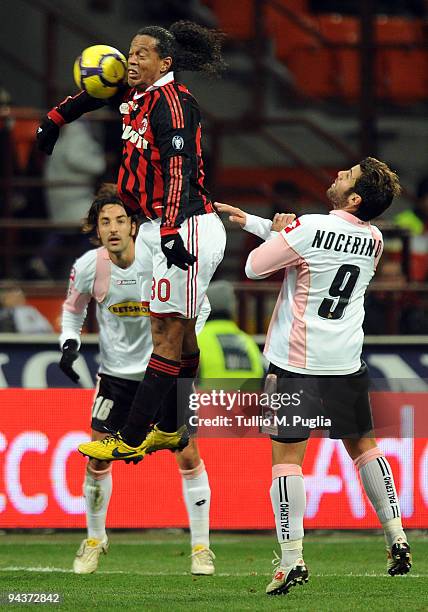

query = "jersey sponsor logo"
116;279;137;285
284;219;301;233
172;135;184;150
108;301;149;317
122;124;148;149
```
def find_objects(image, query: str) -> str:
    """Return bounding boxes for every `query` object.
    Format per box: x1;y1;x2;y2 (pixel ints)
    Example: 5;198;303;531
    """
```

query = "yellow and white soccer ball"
73;44;127;99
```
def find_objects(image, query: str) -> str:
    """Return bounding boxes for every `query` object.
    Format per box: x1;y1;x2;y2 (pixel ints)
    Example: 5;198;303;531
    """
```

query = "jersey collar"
329;209;370;227
145;71;175;92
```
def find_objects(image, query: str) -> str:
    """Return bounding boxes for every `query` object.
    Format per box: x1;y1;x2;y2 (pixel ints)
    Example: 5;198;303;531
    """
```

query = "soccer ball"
73;44;127;99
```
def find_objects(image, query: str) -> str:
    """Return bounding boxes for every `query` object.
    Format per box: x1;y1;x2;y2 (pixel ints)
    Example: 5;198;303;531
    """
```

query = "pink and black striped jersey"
245;210;383;375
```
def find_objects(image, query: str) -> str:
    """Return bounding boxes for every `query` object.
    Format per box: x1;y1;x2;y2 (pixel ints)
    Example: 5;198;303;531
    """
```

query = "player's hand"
161;233;196;271
272;212;296;232
215;202;247;227
36;117;60;155
59;339;80;383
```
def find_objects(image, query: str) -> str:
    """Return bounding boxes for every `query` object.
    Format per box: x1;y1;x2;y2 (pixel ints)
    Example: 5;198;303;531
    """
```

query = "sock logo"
280;502;290;540
278;477;290;540
195;499;206;506
377;457;400;519
384;476;397;504
384;475;400;517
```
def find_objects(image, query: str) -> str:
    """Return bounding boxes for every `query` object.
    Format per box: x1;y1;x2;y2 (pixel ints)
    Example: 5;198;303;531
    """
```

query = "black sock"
120;353;180;446
157;351;200;433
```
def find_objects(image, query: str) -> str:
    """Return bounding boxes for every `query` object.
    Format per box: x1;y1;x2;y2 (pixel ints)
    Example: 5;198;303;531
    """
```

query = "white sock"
180;460;210;548
83;464;112;541
383;518;407;549
270;464;305;567
355;448;406;548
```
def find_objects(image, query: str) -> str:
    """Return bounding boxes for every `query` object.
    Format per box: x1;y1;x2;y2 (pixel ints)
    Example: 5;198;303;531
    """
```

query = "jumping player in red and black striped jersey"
37;22;227;462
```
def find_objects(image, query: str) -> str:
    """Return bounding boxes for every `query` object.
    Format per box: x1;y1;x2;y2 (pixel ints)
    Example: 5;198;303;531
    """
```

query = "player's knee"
342;435;377;461
271;438;307;466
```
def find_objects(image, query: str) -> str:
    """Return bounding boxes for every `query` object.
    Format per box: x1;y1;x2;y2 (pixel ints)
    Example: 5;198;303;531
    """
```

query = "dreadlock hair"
137;20;226;77
83;183;140;245
351;157;402;221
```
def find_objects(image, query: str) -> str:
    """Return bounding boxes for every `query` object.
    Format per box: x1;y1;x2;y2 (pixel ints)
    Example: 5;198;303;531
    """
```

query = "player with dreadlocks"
37;22;227;463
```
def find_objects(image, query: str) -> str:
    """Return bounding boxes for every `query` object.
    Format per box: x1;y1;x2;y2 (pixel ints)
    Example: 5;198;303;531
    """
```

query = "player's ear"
131;221;136;238
160;56;172;74
347;192;362;209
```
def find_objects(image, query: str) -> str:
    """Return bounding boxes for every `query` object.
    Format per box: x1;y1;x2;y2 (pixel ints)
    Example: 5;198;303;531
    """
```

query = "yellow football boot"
78;434;146;464
145;424;190;454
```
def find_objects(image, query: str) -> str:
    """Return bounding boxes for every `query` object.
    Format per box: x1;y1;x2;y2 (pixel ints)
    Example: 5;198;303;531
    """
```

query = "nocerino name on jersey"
121;124;148;150
108;301;150;316
311;229;382;258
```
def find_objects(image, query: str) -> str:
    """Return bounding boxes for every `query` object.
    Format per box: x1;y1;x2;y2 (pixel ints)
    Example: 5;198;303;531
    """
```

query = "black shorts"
266;361;373;442
91;373;198;435
91;373;140;433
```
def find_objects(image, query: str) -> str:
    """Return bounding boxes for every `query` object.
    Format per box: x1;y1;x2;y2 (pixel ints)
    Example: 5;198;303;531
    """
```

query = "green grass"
0;532;426;611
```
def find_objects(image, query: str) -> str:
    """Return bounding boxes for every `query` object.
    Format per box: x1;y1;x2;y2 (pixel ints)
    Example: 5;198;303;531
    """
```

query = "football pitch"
0;532;426;611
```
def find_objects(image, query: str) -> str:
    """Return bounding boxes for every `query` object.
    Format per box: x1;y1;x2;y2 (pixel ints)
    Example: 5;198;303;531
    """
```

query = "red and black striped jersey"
48;74;213;234
118;77;213;233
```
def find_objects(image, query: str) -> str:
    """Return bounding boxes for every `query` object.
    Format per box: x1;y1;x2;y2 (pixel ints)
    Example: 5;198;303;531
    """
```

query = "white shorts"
135;213;226;318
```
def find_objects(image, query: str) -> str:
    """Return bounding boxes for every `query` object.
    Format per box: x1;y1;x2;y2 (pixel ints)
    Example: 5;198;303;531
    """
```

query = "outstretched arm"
215;202;296;241
37;91;108;155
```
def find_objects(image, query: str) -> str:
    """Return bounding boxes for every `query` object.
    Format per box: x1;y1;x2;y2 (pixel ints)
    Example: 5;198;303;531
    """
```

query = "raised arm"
37;91;108;155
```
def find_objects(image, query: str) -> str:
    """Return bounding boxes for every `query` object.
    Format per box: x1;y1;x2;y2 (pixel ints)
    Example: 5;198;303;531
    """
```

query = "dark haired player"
37;21;226;462
218;158;412;595
61;187;214;575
